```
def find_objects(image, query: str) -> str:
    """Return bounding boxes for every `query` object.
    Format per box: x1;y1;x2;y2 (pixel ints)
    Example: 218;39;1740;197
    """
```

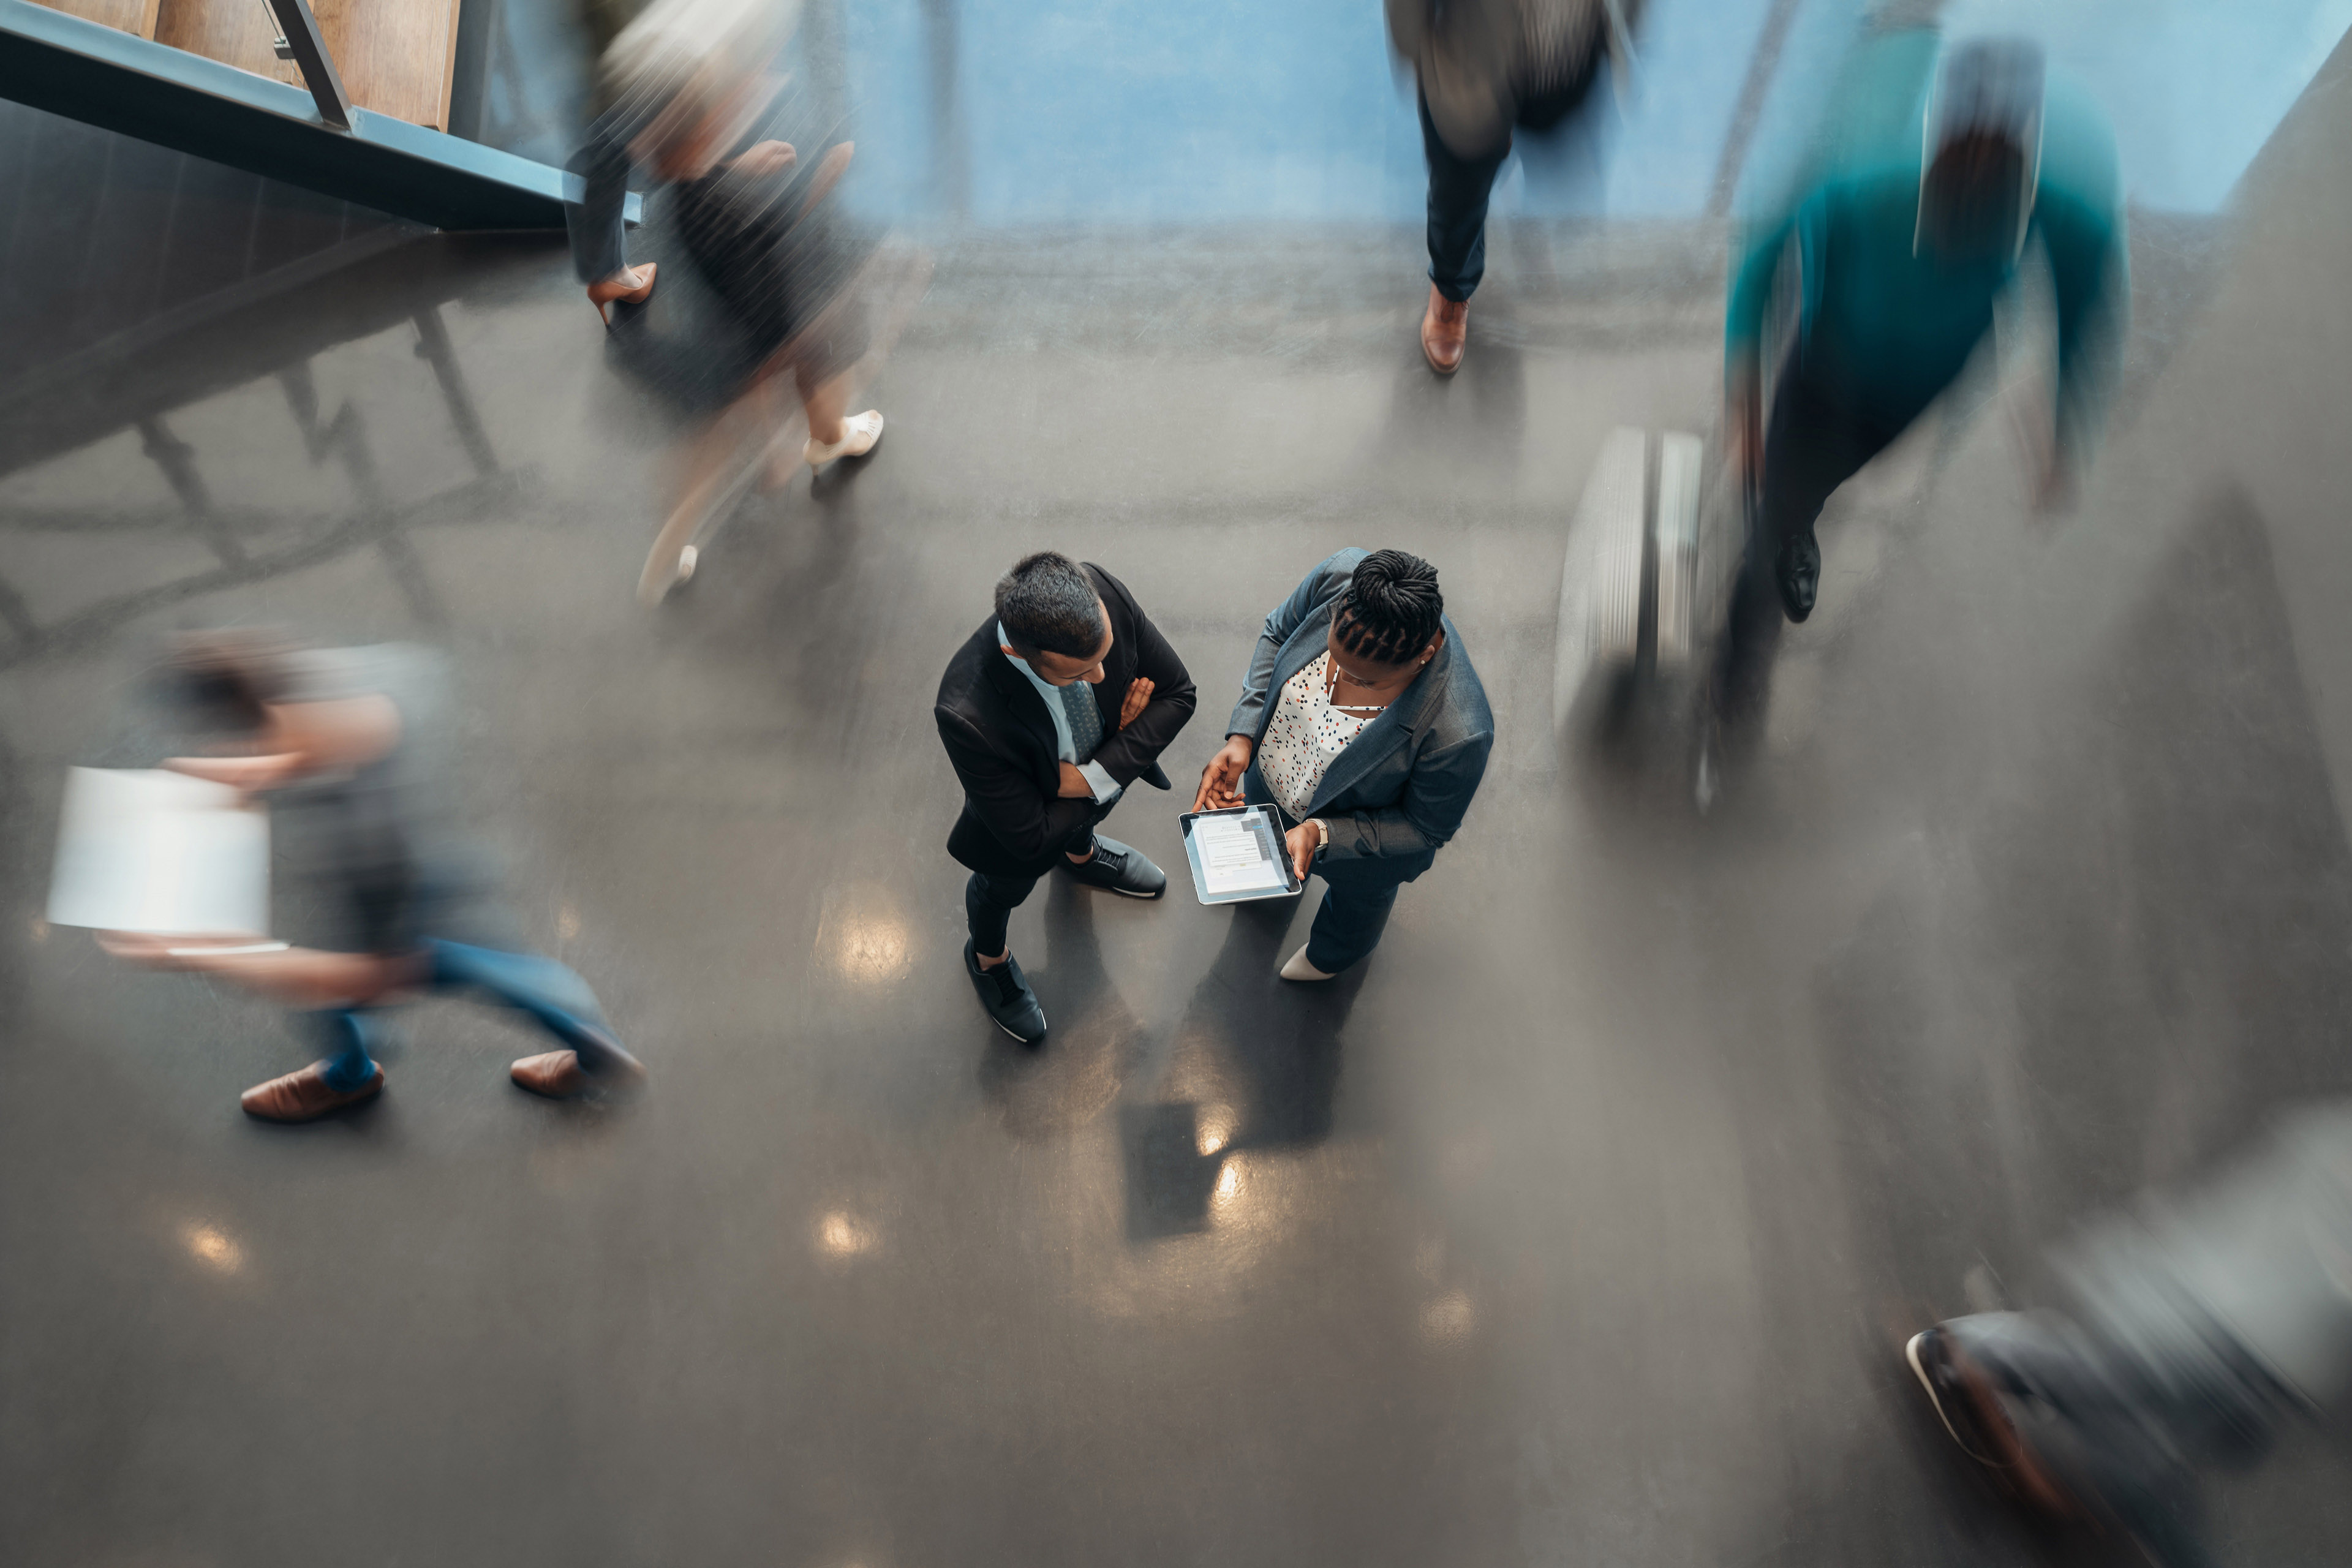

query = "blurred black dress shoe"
1776;529;1820;622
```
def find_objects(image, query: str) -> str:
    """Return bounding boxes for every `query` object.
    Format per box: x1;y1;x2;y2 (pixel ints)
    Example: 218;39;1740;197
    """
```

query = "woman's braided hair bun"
1335;549;1444;667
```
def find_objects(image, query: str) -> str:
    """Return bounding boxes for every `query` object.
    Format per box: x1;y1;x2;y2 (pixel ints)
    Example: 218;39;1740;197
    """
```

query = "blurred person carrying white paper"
47;767;269;939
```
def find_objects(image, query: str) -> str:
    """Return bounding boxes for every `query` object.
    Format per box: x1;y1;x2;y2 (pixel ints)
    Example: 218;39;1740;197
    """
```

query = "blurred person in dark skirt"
567;0;888;603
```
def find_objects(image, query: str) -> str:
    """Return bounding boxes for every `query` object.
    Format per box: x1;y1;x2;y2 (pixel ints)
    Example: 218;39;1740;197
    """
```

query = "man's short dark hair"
995;552;1106;661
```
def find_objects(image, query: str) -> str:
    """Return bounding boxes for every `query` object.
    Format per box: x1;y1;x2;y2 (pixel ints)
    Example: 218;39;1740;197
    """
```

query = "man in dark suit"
935;552;1196;1042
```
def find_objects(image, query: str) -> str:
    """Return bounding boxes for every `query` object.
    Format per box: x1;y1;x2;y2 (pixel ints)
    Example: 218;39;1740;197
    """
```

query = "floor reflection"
978;877;1147;1143
0;277;521;669
1122;896;1366;1243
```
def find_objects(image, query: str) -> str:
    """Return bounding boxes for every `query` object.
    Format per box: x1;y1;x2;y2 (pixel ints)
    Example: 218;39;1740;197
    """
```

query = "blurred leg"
639;407;746;601
314;1007;390;1091
426;939;637;1075
799;363;849;448
1420;93;1509;303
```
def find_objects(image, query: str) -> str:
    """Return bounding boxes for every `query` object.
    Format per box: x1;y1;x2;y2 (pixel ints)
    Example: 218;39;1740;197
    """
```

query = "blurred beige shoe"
805;409;884;471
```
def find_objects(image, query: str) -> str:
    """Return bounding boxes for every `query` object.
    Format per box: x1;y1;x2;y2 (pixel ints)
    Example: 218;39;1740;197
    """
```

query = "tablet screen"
1191;807;1293;898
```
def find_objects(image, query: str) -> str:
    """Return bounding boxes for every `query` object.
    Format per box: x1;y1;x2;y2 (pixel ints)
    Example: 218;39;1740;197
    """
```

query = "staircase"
0;0;633;229
31;0;461;127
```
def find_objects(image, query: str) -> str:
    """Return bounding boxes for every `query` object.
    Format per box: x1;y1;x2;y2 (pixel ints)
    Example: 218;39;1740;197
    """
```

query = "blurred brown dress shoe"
1421;284;1467;374
510;1047;647;1100
241;1061;383;1122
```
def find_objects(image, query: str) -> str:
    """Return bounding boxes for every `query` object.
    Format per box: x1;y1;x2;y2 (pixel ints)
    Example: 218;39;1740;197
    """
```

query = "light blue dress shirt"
999;622;1121;805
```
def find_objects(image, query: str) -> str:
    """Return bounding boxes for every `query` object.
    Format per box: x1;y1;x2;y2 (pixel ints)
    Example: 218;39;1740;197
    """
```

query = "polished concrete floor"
12;10;2352;1568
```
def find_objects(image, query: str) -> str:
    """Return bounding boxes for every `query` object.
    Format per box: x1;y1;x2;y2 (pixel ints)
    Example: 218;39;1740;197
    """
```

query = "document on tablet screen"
1193;808;1291;898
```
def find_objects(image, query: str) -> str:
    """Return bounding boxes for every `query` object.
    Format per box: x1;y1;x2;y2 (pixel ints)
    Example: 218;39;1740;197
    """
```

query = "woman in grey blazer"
1193;548;1494;979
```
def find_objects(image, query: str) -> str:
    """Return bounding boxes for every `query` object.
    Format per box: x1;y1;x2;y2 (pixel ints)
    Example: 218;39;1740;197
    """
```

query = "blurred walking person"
568;0;886;603
96;635;648;1121
1910;1102;2352;1567
1721;31;2125;699
1389;0;1638;373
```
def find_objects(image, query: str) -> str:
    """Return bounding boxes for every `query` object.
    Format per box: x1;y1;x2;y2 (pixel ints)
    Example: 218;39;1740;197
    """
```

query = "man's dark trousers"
965;801;1112;956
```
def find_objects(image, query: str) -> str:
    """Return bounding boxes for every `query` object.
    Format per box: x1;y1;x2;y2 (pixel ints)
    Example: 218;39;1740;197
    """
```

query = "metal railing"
0;0;638;231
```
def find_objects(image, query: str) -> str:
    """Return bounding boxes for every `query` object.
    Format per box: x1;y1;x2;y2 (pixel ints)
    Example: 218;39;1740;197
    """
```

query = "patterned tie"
1060;679;1104;763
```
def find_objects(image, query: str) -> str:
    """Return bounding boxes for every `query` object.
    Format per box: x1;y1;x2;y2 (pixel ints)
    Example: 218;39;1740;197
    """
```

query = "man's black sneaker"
965;939;1047;1044
1776;529;1820;622
1060;835;1166;899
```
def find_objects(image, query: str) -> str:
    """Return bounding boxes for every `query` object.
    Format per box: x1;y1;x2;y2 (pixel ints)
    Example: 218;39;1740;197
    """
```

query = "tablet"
1178;805;1303;905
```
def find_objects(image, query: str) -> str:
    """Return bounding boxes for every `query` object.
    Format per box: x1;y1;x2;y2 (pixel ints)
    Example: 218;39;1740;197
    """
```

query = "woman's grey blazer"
1227;548;1494;888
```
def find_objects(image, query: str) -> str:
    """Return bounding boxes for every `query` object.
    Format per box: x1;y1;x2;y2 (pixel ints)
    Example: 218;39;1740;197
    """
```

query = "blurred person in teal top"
1722;31;2127;636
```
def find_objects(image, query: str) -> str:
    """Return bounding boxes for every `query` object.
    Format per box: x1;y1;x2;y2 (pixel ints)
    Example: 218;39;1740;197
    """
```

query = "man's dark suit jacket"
936;564;1196;878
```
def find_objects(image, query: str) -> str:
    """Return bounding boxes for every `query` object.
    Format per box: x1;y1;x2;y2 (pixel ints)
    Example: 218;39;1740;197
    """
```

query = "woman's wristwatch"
1310;818;1330;856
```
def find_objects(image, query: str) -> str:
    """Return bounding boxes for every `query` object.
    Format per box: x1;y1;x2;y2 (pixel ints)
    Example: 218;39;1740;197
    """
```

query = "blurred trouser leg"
1302;876;1400;974
314;1008;388;1091
1420;93;1509;303
424;939;635;1073
565;136;632;285
1720;366;1917;708
966;871;1041;959
1754;364;1913;556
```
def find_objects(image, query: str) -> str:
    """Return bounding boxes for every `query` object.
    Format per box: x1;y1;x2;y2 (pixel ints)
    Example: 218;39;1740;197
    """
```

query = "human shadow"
1370;326;1531;484
978;874;1147;1144
1120;894;1368;1240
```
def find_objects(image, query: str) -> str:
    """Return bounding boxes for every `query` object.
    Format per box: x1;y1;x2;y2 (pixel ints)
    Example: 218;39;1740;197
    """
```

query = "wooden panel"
25;0;164;40
152;0;462;129
311;0;462;129
153;0;303;89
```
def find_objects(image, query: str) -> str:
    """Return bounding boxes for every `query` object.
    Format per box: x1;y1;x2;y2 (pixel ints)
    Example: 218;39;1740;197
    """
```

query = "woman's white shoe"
1280;944;1335;982
805;409;884;471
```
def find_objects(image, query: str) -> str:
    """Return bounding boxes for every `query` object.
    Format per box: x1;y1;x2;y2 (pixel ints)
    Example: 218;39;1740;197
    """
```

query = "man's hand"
1117;677;1155;731
1284;821;1320;884
1057;761;1096;799
731;140;797;178
1193;736;1253;813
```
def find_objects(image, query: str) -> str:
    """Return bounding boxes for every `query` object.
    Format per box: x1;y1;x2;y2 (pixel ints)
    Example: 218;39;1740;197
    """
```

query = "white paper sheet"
46;767;270;936
1191;808;1291;898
